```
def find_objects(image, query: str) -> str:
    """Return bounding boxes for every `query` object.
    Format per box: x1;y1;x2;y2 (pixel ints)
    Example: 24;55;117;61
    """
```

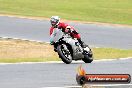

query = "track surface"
0;59;132;88
0;16;132;88
0;16;132;49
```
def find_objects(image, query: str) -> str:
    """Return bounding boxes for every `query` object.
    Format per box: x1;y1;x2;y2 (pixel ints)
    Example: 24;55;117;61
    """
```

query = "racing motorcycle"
50;28;93;64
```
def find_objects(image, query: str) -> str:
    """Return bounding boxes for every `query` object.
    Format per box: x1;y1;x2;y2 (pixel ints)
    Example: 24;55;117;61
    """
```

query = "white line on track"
43;84;132;88
91;84;132;86
0;57;131;65
42;86;81;88
41;86;81;88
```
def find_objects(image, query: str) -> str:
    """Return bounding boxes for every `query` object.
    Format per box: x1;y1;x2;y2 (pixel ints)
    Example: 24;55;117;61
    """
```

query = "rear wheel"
57;44;72;64
82;50;93;63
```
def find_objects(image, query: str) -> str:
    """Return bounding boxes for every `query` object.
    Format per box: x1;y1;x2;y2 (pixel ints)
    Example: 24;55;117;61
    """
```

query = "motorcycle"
50;28;93;64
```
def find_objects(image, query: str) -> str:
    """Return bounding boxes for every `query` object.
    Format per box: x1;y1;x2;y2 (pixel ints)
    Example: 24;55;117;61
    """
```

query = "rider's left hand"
50;39;54;45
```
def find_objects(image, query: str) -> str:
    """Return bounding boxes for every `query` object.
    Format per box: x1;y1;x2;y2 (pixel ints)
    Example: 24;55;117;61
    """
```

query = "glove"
65;29;70;33
65;26;72;33
50;38;54;45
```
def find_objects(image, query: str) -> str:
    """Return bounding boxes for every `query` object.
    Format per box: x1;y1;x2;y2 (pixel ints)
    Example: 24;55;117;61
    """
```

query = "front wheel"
57;44;72;64
82;50;93;63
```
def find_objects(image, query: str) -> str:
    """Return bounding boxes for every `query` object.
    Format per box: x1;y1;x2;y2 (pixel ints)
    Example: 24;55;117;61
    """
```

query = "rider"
50;16;84;48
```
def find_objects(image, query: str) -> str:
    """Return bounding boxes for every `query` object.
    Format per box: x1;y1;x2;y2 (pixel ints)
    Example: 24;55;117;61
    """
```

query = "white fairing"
50;28;64;43
63;37;78;46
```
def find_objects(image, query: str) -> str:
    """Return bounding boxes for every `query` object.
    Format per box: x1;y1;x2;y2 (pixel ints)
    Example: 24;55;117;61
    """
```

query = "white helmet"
50;16;60;27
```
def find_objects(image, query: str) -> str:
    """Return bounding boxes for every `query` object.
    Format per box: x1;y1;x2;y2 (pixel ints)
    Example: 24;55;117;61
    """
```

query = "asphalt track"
0;16;132;88
0;16;132;49
0;59;132;88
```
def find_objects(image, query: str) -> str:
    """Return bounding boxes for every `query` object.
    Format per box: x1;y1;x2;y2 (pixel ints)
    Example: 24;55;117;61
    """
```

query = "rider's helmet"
50;16;60;27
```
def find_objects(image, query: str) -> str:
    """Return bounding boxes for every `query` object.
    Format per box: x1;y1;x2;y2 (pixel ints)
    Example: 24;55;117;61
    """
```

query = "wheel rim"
61;44;72;61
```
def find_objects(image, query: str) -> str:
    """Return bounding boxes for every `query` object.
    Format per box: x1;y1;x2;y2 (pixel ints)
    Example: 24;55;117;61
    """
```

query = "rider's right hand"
65;29;70;33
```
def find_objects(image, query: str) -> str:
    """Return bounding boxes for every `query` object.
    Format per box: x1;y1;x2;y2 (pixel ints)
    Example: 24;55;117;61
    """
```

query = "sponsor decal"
76;65;131;85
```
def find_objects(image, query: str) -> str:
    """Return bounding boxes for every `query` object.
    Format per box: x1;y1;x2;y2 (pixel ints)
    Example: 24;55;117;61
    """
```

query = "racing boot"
78;38;85;48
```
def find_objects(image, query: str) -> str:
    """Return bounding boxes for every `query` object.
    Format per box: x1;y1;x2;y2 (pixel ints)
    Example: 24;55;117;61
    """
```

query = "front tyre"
57;44;72;64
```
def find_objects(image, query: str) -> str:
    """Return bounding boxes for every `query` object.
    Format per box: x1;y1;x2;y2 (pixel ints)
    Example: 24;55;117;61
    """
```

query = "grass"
0;38;132;63
0;0;132;25
93;48;132;60
0;38;59;63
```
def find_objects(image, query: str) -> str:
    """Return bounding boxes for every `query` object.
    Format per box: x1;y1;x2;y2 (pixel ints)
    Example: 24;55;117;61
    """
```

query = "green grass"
0;0;132;25
92;48;132;60
0;38;132;63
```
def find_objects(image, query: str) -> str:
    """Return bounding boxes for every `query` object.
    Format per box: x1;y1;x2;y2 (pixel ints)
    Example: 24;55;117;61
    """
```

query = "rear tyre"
57;44;72;64
82;50;93;63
